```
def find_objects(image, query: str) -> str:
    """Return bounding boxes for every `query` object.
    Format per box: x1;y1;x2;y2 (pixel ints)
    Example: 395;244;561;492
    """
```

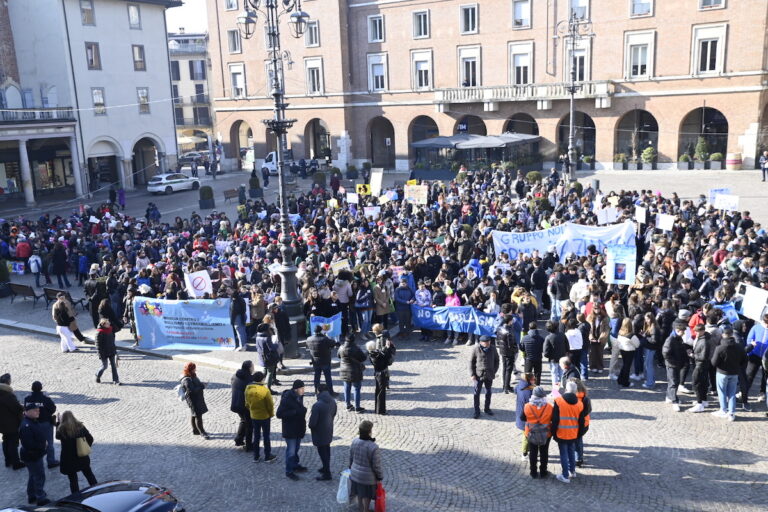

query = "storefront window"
33;159;72;191
0;162;21;195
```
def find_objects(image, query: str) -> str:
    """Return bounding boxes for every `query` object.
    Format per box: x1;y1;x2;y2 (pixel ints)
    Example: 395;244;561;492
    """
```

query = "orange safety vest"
554;396;584;440
576;391;590;428
523;402;553;437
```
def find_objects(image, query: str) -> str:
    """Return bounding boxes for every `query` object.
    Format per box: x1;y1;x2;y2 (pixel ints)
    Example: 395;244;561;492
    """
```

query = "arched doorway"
409;115;439;163
132;137;159;185
368;116;395;168
615;109;659;161
557;111;596;158
455;115;486;135
87;138;122;192
229;120;253;170
304;118;331;160
505;113;539;135
678;107;729;159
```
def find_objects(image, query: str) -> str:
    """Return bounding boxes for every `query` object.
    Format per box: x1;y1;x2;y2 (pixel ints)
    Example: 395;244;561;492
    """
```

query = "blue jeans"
25;456;46;501
609;318;621;338
716;373;738;415
578;349;589;380
357;309;372;336
42;422;56;465
251;418;272;459
575;437;584;462
233;319;247;349
313;364;335;393
633;349;644;376
643;349;657;387
284;437;301;475
344;380;362;409
550;361;563;390
549;296;562;322
56;272;71;289
557;440;577;477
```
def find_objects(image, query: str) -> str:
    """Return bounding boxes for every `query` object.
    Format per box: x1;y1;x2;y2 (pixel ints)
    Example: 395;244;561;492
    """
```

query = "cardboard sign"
370;168;384;196
596;207;619;225
184;270;213;298
708;187;730;206
378;194;390;204
330;259;351;275
404;184;429;205
346;193;359;204
605;245;637;285
356;184;371;195
713;193;739;212
655;213;675;231
635;206;647;224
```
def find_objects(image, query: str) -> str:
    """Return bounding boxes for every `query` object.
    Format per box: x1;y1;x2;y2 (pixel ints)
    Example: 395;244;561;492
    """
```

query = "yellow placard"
356;184;371;195
406;179;418;185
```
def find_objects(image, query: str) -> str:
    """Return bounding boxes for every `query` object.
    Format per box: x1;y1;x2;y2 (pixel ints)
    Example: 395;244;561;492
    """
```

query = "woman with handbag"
55;411;97;494
348;420;383;512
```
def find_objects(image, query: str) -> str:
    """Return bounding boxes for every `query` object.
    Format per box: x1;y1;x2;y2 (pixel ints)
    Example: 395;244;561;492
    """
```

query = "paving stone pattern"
1;327;766;512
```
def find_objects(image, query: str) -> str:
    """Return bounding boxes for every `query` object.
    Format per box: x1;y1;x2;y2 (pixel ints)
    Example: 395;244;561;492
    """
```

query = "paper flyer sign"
330;259;351;275
713;194;739;212
708;187;730;206
655;213;675;231
346;193;359;204
605;245;637;285
378;194;390;204
363;206;381;219
370;168;384;196
635;206;647;224
607;196;620;207
404;184;429;205
184;270;213;298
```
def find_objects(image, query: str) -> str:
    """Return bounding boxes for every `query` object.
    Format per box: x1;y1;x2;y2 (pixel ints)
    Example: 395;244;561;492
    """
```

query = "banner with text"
411;305;500;336
134;298;235;350
491;225;567;260
556;221;636;262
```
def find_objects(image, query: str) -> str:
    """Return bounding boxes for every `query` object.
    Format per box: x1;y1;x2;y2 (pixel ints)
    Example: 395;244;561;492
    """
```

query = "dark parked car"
0;481;184;512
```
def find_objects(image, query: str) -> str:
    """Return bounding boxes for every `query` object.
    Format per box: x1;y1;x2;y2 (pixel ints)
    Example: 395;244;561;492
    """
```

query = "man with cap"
83;264;107;329
0;373;25;470
520;385;553;479
23;382;58;468
276;380;308;480
19;402;50;506
469;335;500;419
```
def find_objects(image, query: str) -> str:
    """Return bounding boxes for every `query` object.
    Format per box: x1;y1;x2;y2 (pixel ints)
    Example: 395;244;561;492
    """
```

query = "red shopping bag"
375;482;386;512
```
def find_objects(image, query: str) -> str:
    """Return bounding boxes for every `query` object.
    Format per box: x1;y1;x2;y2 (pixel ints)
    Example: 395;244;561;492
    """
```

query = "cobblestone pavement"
1;327;767;512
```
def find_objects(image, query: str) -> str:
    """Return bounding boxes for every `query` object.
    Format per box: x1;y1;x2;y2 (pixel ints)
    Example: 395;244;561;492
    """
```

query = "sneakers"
678;385;691;394
672;403;681;412
630;374;642;381
355;407;366;413
642;383;654;389
443;338;451;345
264;454;277;463
452;339;460;346
570;470;577;478
346;404;354;411
688;403;705;413
609;374;618;381
739;403;752;412
556;474;571;484
286;473;299;481
711;410;728;419
701;401;709;408
727;414;736;422
521;453;528;461
664;398;673;404
484;408;494;416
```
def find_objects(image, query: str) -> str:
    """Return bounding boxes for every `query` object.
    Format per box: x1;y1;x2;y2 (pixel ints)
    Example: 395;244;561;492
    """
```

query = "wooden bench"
42;287;87;311
8;283;44;308
223;189;239;203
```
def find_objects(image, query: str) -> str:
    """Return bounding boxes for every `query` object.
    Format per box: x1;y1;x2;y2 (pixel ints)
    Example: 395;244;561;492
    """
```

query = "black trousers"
190;416;206;435
374;371;388;415
2;432;20;466
89;303;100;329
618;350;634;387
66;466;97;493
501;355;516;391
473;378;493;413
316;445;331;475
524;360;542;386
235;411;253;448
744;355;767;399
692;363;710;402
529;438;551;475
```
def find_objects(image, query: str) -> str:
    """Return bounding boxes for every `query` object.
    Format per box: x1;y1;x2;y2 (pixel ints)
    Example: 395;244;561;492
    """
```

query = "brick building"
207;0;768;172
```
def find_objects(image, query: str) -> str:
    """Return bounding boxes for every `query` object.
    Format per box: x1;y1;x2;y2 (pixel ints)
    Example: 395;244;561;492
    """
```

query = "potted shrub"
248;176;263;198
627;157;640;171
346;164;358;180
677;154;692;170
312;171;327;187
525;170;543;184
694;136;709;169
709;152;724;170
450;161;462;172
582;155;595;170
413;162;426;171
198;185;215;210
613;153;628;170
362;161;372;172
641;146;657;170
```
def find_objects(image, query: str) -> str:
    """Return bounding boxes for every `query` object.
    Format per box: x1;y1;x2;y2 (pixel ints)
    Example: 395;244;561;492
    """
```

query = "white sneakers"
570;470;577;478
610;374;618;381
665;398;673;404
630;374;644;381
711;410;728;419
688;403;705;413
556;474;571;484
727;414;736;422
678;385;691;394
672;403;681;412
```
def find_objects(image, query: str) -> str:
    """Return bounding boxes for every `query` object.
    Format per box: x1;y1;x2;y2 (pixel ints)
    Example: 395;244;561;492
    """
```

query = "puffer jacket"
338;340;367;382
95;325;116;360
230;368;252;413
0;383;23;434
615;334;640;352
349;438;383;485
469;343;499;381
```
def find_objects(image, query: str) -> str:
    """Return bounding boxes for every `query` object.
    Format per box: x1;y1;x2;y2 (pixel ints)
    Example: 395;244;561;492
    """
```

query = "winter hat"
532;386;547;398
292;379;305;390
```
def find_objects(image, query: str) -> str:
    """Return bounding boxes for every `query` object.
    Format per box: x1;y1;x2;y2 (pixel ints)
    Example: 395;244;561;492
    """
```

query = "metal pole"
567;15;578;182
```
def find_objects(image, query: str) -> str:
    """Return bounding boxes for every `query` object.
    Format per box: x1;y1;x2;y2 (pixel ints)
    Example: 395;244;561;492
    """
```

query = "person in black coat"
338;334;367;413
306;325;339;395
231;360;254;450
367;339;394;415
229;288;248;351
0;373;25;470
180;362;210;439
55;410;97;494
270;302;291;370
51;242;71;289
94;319;119;385
662;321;689;411
83;268;106;328
521;322;545;385
276;380;308;480
543;321;569;391
470;336;500;419
23;381;59;468
19;404;50;505
308;384;337;481
497;314;519;394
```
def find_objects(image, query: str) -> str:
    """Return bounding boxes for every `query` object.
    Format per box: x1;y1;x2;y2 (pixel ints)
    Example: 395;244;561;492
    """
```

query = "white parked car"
146;173;200;195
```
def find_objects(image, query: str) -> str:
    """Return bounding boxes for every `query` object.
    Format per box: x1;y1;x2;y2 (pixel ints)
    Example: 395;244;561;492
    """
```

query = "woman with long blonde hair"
56;411;97;493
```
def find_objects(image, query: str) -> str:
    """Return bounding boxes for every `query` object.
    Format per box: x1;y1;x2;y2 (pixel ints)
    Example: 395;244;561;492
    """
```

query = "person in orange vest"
572;378;592;468
520;386;553;479
551;380;586;483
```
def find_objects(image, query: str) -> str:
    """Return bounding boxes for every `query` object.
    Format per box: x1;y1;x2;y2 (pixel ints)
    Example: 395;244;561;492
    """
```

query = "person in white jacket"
612;318;641;388
28;252;43;288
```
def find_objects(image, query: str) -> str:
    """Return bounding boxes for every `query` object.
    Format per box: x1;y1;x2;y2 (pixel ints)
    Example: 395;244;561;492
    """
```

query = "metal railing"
0;107;76;123
168;43;207;55
175;117;212;127
189;94;209;104
434;80;614;103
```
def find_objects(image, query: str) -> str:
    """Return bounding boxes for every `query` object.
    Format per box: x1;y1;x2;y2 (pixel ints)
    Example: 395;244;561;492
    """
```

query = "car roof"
150;173;190;179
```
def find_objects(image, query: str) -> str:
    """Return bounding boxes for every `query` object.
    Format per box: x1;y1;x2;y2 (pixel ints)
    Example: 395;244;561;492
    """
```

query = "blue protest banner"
411;305;500;336
310;312;342;338
134;298;236;350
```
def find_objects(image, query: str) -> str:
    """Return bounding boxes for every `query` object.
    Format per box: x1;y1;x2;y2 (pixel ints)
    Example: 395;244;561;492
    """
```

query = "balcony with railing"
189;94;209;104
434;81;614;111
175;116;212;127
0;107;76;124
168;43;207;56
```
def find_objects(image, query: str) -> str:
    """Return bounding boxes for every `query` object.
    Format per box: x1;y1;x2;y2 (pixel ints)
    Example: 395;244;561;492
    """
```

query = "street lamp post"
556;13;594;182
238;0;309;357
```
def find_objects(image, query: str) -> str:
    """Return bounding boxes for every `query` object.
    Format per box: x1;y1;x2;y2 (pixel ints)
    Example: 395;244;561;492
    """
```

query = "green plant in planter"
694;136;709;161
526;170;543;183
199;185;213;200
582;155;594;164
641;146;657;164
249;177;261;189
570;181;584;195
450;162;462;172
362;161;372;170
678;154;692;162
709;152;724;162
414;162;426;170
613;153;628;163
530;197;552;211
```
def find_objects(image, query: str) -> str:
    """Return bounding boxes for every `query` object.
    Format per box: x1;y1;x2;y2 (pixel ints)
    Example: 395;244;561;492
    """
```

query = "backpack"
525;405;549;446
173;379;186;402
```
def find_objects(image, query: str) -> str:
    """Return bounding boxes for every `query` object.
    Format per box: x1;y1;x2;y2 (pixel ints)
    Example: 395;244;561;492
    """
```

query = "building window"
228;29;242;53
461;4;478;34
91;88;105;115
411;51;432;89
512;0;530;28
692;24;726;75
80;0;95;25
137;87;150;114
305;21;320;47
509;42;533;84
189;60;206;80
170;61;180;81
459;46;480;86
700;0;724;9
629;44;648;77
172;84;180;104
229;63;245;98
630;0;652;16
194;107;210;125
174;107;184;124
413;11;429;39
85;42;101;70
368;15;384;43
367;54;387;91
128;4;141;28
225;0;238;10
568;47;587;81
571;0;588;19
132;45;146;71
624;30;654;79
305;59;323;95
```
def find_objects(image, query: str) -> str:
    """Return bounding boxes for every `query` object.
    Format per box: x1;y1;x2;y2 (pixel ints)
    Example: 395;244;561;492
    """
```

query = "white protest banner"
491;224;567;260
363;206;381;219
740;283;768;322
215;240;229;254
184;270;213;298
708;187;730;206
596;207;619;225
330;259;351;275
370;168;384;196
713;193;739;212
635;206;647;224
655;213;675;231
346;193;359;204
404;184;429;205
555;221;636;262
605;245;637;285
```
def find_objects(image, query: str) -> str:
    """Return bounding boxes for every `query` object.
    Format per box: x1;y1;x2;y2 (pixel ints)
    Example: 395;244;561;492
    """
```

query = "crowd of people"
2;162;768;502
